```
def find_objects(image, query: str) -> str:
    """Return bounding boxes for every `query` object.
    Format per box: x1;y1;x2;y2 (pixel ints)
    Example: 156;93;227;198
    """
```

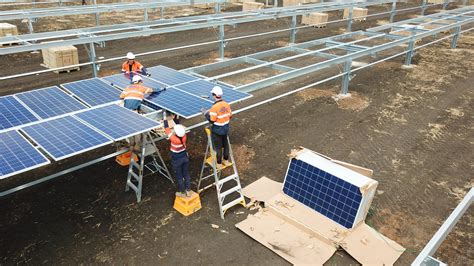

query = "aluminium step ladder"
197;127;246;219
126;131;173;202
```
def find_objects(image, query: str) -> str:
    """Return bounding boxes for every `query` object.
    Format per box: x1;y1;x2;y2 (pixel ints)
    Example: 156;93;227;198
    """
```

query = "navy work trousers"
171;154;191;192
211;132;229;164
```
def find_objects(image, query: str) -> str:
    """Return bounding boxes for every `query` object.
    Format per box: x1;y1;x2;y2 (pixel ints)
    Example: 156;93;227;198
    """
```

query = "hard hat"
126;52;135;60
132;75;142;83
174;124;186;137
211;86;223;97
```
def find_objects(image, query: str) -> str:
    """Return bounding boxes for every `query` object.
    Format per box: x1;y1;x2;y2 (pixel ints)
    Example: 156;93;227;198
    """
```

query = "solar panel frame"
101;74;166;91
74;104;161;141
282;150;377;229
61;78;122;107
21;116;112;161
173;80;252;104
15;86;87;119
0;130;50;179
147;65;199;86
0;95;39;131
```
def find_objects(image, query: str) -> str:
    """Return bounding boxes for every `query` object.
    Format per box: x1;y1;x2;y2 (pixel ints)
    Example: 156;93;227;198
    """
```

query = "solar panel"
15;86;87;119
283;149;377;229
147;65;199;86
145;88;213;119
0;130;50;179
61;78;121;107
75;104;160;141
174;80;252;104
102;74;166;91
0;96;39;131
22;116;112;160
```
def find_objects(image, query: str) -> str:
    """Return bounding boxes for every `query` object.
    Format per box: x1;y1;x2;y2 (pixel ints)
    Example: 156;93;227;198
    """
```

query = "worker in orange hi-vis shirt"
119;75;154;112
203;86;232;169
121;52;150;80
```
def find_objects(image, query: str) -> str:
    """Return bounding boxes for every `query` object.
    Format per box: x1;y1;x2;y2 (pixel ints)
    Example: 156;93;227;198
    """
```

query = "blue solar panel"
61;78;121;107
22;116;112;160
145;88;213;119
0;130;50;179
102;74;166;91
174;80;251;104
75;104;160;141
0;96;39;130
147;65;199;86
283;158;362;228
15;86;87;119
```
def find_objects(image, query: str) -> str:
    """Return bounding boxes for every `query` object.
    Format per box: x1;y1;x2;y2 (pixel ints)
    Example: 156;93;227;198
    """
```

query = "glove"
201;108;207;115
146;73;151;77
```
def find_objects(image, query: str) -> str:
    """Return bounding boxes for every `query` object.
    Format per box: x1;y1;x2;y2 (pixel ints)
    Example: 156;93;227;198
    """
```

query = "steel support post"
450;26;461;49
27;19;35;34
160;7;165;20
274;0;278;8
290;15;297;44
463;0;467;6
390;0;397;23
93;0;100;26
218;24;225;59
89;43;98;78
404;38;415;66
421;0;427;16
341;60;352;95
144;8;148;21
347;7;354;32
215;3;221;14
443;0;449;10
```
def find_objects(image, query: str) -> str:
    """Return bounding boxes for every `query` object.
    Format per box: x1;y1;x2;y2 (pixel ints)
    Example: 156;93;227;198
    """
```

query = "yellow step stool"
173;191;202;216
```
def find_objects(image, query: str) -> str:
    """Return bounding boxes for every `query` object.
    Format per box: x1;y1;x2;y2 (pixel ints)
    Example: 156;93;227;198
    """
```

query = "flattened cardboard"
242;176;282;203
341;223;406;265
235;210;336;265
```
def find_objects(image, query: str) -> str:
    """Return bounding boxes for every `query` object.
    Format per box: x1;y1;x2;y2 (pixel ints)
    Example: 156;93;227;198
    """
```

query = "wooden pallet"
41;63;80;74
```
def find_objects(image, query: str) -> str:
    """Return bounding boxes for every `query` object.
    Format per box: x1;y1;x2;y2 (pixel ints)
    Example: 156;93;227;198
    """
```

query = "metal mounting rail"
0;0;398;55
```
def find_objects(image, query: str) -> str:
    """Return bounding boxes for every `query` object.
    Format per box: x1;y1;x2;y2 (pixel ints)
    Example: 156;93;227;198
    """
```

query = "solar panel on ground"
145;88;213;119
102;74;166;91
282;150;378;229
147;65;199;86
0;130;50;179
15;86;87;119
174;80;252;103
22;116;112;161
0;96;39;131
61;78;122;107
75;104;160;141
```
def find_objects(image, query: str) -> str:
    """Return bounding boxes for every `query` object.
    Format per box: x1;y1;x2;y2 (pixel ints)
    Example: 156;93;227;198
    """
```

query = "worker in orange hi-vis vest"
203;86;232;169
121;52;150;80
164;121;191;198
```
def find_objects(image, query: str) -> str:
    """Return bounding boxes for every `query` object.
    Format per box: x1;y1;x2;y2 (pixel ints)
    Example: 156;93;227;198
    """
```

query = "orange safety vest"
121;60;144;73
209;100;232;126
120;84;153;101
165;127;187;153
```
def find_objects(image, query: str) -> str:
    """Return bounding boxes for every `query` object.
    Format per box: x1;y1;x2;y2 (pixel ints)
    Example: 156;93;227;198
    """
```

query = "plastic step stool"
116;151;138;166
174;191;202;216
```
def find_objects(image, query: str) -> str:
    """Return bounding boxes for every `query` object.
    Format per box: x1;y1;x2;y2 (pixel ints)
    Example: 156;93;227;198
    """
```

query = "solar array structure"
283;149;378;229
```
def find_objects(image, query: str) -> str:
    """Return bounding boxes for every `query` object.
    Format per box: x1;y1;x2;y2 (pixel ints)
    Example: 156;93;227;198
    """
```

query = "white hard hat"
126;52;135;60
174;124;186;137
132;75;142;83
211;86;223;97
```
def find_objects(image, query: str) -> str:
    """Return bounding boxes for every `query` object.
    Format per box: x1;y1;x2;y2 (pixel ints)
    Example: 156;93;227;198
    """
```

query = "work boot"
222;160;232;167
175;191;186;198
216;163;224;169
185;190;192;198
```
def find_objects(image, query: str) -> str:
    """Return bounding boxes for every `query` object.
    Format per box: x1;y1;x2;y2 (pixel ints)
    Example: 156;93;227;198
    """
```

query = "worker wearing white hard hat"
164;118;192;198
203;86;232;168
121;52;150;78
119;75;153;112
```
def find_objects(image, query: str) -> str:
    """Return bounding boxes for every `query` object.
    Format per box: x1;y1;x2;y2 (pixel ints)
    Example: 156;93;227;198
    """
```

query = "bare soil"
0;2;473;265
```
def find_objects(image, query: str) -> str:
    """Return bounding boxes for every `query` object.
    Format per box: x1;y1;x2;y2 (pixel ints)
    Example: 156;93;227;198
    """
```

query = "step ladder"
126;131;173;202
197;127;246;219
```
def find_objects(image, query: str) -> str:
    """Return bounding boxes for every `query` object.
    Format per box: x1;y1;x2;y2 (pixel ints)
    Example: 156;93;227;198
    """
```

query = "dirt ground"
0;2;473;265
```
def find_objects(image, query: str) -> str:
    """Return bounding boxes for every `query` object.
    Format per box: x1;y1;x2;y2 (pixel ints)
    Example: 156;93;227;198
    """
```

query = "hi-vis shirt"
120;84;153;101
208;100;232;135
121;60;144;73
165;127;187;154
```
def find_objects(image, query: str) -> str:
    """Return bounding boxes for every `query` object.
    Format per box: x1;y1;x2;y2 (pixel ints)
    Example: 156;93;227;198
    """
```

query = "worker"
203;86;232;168
164;121;191;198
121;52;150;77
119;75;154;112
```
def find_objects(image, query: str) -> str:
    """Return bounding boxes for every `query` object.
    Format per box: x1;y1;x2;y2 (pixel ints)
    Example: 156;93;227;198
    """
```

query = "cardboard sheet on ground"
236;164;404;265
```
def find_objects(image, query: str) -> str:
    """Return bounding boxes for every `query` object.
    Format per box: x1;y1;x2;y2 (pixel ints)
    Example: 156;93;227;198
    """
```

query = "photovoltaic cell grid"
145;88;213;118
0;130;50;179
22;116;112;161
102;74;165;91
61;78;121;107
283;158;362;228
75;104;160;141
15;86;87;119
147;65;199;86
0;96;38;130
174;80;251;104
